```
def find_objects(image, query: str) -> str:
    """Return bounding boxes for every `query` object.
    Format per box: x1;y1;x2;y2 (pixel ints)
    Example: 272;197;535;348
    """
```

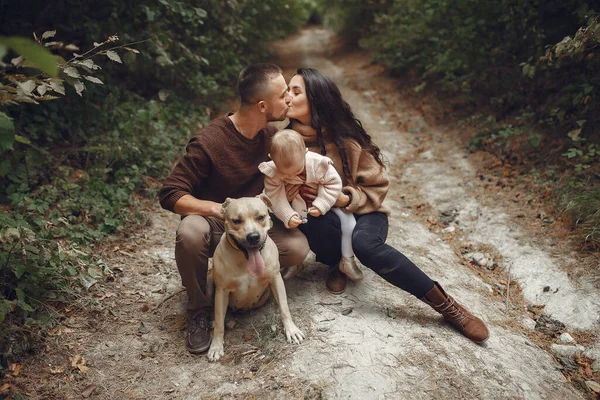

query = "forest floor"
9;27;600;400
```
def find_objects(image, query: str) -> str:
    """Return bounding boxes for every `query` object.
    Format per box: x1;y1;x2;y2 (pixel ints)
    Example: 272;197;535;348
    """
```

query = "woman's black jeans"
299;211;435;298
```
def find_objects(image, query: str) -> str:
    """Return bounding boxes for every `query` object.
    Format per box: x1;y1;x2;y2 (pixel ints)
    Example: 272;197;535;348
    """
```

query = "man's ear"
257;100;267;113
221;198;232;216
258;193;272;210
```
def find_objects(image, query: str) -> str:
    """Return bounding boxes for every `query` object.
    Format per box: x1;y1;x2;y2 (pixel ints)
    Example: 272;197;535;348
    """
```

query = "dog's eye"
257;215;265;221
232;219;242;225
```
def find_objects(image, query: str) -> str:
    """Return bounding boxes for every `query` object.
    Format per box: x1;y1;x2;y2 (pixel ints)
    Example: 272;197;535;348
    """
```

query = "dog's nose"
246;232;260;246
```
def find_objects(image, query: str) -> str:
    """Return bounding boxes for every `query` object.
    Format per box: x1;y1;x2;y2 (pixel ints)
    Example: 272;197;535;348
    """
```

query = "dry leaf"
81;384;97;398
70;355;89;373
50;365;65;374
8;363;22;376
585;380;600;392
243;334;255;341
0;383;11;393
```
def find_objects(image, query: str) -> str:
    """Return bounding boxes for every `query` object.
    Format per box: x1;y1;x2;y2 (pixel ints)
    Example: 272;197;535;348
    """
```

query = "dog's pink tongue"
247;248;265;277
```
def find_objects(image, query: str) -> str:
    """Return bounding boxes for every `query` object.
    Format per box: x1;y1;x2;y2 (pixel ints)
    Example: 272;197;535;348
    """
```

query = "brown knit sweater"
159;115;277;212
307;139;390;215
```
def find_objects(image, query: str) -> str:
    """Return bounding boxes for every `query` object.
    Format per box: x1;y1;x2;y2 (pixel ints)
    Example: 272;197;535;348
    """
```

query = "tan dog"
207;195;305;361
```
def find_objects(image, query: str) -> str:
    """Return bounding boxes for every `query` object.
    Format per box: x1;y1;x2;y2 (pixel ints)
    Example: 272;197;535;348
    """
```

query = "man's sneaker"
186;310;211;353
338;256;363;282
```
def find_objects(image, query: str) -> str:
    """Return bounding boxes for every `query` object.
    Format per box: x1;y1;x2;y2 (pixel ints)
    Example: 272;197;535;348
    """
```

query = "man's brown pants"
175;215;309;313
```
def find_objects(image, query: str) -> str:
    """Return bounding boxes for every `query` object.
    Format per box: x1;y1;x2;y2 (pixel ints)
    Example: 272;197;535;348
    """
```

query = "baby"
258;129;363;282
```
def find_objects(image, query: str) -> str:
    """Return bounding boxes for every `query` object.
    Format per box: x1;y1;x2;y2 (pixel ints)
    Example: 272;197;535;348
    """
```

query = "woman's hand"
299;184;317;201
334;192;351;208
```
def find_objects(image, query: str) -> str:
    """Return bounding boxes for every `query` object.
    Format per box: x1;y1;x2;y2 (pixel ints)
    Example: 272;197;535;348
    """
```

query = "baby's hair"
270;129;305;168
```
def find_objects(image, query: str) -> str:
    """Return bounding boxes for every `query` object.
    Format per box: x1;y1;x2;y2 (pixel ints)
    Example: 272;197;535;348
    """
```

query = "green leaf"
0;36;58;77
14;135;31;145
0;159;10;177
48;79;66;95
62;66;81;78
0;111;15;152
0;299;13;324
84;76;103;84
15;287;34;312
73;80;85;96
14;262;26;278
105;50;122;63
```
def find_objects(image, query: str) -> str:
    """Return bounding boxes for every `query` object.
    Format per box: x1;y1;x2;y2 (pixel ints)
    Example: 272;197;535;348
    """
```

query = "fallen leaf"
585;380;600;393
0;383;11;393
8;363;22;376
243;334;255;341
141;304;150;312
81;384;97;398
70;355;89;373
50;365;65;374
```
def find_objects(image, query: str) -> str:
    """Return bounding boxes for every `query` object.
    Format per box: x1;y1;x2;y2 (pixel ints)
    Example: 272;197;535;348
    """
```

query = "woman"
286;67;489;344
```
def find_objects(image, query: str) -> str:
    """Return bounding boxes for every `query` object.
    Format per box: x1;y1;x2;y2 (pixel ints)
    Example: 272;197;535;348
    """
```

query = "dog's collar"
226;233;265;260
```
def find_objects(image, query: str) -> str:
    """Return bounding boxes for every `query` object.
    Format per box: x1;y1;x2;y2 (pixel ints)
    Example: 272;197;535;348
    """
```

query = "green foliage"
320;0;599;136
319;0;600;250
317;0;390;42
0;36;58;77
0;31;137;153
0;0;310;372
0;111;15;152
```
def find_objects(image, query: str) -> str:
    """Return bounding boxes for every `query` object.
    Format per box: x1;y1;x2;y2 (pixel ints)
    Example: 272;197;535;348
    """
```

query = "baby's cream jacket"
259;150;342;228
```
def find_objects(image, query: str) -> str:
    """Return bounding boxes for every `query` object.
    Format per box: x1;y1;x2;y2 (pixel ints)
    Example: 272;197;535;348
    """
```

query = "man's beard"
267;108;289;122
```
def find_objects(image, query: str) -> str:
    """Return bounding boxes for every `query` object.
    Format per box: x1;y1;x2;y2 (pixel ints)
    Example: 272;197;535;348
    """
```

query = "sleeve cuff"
342;186;361;213
311;197;332;215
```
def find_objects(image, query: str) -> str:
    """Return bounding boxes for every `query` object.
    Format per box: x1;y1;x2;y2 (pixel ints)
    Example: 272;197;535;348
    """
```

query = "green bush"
317;0;600;248
317;0;390;43
0;0;312;374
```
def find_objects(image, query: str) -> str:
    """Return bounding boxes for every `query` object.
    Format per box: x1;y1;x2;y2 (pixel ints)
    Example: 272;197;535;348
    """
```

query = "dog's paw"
284;323;305;344
207;342;224;361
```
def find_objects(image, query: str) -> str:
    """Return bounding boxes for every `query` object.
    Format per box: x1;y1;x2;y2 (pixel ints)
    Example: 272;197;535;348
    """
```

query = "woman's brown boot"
420;282;489;344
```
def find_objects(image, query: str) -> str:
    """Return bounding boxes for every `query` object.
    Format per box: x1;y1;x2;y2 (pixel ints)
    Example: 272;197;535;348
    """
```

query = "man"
159;63;309;354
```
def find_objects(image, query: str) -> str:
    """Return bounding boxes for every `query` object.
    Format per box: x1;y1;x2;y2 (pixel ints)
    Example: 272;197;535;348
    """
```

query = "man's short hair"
238;63;283;106
270;129;305;169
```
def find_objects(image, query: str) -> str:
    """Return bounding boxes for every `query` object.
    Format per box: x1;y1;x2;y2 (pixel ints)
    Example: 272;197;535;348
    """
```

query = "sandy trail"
17;27;599;400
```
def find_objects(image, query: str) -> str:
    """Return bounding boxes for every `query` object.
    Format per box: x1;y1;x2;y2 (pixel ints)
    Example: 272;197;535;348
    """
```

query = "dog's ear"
221;198;232;215
258;193;272;210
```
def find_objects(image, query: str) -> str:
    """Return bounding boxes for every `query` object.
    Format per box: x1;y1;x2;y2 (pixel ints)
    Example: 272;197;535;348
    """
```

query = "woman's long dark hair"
294;68;385;185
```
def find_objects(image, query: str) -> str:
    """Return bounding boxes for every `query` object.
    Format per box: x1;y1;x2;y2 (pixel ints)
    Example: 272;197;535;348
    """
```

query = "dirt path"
16;27;600;399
